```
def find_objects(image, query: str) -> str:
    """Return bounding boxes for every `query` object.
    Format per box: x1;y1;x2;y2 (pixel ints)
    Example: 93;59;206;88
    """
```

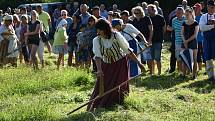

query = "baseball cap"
193;3;202;10
111;19;123;27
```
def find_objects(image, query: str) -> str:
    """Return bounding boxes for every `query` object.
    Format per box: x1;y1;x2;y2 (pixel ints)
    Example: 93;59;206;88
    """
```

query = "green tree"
0;0;206;14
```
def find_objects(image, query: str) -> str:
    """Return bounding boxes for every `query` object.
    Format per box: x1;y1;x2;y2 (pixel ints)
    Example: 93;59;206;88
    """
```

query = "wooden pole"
67;73;144;115
67;44;149;115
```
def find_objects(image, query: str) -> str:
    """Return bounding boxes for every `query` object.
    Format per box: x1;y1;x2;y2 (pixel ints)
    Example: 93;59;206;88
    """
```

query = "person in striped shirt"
167;7;186;74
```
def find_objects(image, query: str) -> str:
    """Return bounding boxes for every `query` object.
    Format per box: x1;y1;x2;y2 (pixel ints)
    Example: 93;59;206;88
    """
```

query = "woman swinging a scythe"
87;19;146;111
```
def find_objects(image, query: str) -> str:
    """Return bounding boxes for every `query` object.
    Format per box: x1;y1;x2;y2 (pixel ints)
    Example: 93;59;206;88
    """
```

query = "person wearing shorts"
26;10;41;69
148;4;166;75
131;6;153;75
140;41;152;62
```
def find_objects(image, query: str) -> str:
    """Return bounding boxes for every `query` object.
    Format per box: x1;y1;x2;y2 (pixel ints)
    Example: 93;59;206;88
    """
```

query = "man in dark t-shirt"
148;4;166;75
149;13;166;43
132;16;152;42
131;6;153;75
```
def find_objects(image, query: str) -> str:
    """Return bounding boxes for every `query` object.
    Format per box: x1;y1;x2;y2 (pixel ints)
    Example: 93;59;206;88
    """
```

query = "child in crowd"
76;24;89;67
52;19;68;70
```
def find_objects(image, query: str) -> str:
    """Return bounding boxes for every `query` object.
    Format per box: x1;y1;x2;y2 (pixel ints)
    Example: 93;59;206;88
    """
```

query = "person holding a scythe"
111;18;148;77
87;19;145;111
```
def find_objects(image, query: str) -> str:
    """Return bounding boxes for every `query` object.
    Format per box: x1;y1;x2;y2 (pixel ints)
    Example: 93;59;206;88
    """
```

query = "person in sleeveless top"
24;10;41;70
87;19;145;111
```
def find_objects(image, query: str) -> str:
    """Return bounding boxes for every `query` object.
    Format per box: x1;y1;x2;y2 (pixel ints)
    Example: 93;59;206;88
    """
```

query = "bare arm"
186;25;199;43
181;25;188;48
24;25;30;42
127;51;145;71
127;52;140;64
148;24;153;44
181;26;186;42
167;25;173;31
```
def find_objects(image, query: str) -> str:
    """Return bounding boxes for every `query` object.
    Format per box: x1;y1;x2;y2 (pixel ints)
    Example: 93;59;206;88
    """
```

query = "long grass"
0;42;215;121
0;66;94;121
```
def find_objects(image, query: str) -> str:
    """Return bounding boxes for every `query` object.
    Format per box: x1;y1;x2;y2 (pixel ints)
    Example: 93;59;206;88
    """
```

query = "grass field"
0;42;215;121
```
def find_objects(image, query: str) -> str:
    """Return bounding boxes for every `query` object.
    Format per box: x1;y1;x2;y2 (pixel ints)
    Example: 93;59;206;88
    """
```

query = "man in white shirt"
199;0;215;83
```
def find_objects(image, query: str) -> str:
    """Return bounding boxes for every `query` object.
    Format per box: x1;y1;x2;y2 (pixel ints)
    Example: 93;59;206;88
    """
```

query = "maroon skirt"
87;57;130;111
0;39;9;64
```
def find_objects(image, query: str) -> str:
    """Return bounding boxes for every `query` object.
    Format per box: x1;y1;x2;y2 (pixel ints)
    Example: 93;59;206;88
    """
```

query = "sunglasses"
61;14;67;16
134;12;140;14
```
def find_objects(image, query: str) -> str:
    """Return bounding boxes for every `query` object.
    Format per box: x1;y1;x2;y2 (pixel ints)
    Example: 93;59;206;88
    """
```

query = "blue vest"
203;14;215;41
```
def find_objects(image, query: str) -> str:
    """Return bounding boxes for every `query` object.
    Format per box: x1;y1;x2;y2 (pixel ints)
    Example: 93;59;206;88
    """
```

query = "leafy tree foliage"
0;0;207;15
